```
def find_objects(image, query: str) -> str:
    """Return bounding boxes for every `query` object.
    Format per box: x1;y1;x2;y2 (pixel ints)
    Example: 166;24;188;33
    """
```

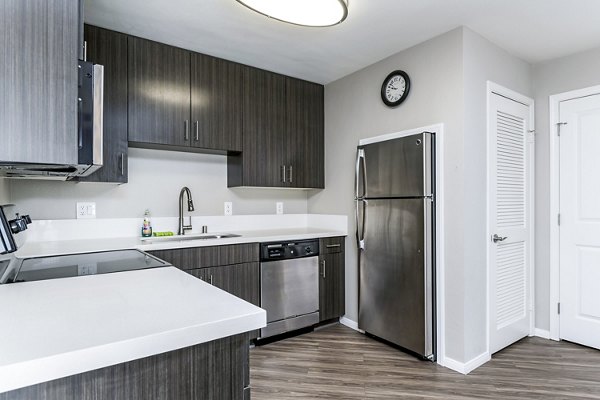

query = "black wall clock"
381;70;410;107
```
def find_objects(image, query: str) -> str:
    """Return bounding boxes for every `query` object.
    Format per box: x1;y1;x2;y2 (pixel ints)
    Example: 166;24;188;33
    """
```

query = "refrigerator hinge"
557;122;567;136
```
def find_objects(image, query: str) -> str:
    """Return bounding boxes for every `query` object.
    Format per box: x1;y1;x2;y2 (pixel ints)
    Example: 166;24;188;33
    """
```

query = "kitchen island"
0;266;266;399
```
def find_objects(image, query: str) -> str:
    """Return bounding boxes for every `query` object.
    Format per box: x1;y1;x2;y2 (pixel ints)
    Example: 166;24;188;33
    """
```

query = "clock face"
381;70;410;107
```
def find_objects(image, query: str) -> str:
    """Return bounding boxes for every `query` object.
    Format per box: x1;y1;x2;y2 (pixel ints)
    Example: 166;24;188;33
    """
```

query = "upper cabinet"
76;25;128;184
127;37;191;148
227;70;324;189
191;53;243;152
0;0;81;165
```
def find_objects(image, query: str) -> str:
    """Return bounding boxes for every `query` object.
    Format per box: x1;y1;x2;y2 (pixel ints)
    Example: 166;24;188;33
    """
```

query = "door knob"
492;234;507;243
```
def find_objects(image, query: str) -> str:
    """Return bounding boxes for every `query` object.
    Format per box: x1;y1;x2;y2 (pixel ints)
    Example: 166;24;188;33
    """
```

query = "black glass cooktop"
8;249;170;283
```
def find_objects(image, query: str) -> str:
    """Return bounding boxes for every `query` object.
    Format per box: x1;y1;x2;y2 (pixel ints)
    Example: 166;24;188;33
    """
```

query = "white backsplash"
19;214;347;244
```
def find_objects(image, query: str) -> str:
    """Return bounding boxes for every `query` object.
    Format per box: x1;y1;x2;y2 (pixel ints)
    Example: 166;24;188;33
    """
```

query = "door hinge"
558;213;561;226
558;302;561;315
557;122;567;136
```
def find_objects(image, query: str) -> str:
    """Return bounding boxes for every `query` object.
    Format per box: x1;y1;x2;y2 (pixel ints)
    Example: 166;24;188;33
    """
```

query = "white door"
489;92;533;354
559;93;600;349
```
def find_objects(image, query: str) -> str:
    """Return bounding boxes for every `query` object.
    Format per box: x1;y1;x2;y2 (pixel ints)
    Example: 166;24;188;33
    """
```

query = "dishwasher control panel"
260;239;320;261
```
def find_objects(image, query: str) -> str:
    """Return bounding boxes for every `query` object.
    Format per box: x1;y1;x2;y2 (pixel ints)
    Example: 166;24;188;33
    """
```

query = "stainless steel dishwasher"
259;239;319;339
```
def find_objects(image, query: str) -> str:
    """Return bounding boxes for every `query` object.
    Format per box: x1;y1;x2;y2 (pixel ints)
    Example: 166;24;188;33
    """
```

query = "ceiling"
85;0;600;84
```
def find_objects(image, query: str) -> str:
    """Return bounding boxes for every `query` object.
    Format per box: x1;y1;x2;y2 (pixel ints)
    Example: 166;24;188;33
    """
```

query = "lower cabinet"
319;237;346;322
189;262;259;308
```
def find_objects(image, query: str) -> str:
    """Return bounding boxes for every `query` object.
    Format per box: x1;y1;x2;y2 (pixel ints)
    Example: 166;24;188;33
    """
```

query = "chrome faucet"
178;187;195;235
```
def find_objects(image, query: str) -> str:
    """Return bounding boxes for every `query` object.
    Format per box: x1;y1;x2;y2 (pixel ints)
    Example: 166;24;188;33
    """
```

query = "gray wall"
532;45;600;331
308;27;467;361
9;148;308;219
462;28;532;360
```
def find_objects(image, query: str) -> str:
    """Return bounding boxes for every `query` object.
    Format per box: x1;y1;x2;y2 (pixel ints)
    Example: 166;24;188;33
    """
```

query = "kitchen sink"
141;233;241;243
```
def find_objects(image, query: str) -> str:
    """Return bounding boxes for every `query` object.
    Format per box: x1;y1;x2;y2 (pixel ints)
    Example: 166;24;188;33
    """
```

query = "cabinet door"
191;53;243;152
319;250;345;321
76;25;128;183
206;262;259;307
128;37;191;147
238;67;287;187
285;78;325;189
0;0;79;165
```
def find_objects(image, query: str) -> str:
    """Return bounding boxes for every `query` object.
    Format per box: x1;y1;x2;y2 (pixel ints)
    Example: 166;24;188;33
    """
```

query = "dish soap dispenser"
141;209;153;237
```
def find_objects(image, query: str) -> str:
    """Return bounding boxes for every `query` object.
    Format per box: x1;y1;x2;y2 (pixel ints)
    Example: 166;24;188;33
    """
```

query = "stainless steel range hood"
0;60;104;180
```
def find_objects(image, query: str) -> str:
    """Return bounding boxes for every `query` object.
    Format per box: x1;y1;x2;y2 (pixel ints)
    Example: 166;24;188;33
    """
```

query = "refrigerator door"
358;198;434;358
359;132;433;198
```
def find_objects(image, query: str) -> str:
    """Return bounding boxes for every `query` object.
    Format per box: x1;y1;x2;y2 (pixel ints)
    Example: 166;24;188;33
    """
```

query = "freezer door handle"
355;148;366;199
356;199;367;250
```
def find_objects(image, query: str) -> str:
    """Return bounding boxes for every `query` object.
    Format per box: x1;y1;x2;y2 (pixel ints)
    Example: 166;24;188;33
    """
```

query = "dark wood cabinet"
76;25;128;183
191;53;243;152
286;78;325;189
127;36;191;147
228;70;324;189
228;67;287;187
0;0;80;166
319;237;346;322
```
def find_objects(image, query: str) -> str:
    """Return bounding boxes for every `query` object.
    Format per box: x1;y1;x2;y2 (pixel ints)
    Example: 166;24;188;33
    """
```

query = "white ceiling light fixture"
235;0;348;27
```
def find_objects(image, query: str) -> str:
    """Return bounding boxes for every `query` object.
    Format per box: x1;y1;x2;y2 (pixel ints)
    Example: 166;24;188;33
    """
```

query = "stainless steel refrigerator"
356;132;435;359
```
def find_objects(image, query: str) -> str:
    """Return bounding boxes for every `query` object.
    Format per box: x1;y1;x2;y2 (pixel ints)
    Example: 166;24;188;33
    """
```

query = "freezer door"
358;198;434;358
359;132;433;198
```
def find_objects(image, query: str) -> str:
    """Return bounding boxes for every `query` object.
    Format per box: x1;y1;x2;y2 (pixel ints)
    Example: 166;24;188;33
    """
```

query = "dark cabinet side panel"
128;37;191;147
0;0;79;165
191;53;243;152
76;25;128;183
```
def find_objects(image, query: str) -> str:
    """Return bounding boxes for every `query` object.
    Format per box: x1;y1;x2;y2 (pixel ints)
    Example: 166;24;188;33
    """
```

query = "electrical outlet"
224;202;233;216
276;202;284;215
78;262;97;276
76;202;96;219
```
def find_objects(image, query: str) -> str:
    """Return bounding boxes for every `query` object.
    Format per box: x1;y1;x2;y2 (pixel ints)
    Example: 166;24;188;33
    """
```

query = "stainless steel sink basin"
141;233;241;243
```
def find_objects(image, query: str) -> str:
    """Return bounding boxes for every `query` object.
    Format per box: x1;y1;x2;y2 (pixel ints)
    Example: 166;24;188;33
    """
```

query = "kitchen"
2;0;600;399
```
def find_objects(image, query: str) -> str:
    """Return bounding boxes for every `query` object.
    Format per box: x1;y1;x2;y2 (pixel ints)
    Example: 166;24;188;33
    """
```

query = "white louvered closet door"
489;93;533;354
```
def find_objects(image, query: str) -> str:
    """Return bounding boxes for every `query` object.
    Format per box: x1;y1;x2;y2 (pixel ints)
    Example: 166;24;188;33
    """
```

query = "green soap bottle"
141;209;153;237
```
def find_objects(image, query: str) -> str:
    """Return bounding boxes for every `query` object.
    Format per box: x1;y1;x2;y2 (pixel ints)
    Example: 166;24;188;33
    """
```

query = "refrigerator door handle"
356;199;367;250
355;148;366;199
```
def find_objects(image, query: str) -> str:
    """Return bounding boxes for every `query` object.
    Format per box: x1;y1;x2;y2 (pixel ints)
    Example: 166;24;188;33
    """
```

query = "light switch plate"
76;202;96;219
276;202;283;215
224;202;233;216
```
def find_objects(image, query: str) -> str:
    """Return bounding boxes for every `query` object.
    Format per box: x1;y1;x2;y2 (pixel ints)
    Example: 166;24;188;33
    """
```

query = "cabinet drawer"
320;237;345;254
149;243;259;270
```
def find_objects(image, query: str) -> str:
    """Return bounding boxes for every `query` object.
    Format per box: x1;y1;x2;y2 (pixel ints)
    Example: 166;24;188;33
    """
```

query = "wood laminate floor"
250;323;600;399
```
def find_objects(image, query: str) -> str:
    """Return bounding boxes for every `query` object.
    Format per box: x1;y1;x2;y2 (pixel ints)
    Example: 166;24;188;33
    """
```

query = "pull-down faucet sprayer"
178;187;195;235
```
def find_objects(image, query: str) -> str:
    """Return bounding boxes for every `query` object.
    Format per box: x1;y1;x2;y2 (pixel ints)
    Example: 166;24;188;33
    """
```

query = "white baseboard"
339;316;361;332
444;352;490;375
534;328;551;339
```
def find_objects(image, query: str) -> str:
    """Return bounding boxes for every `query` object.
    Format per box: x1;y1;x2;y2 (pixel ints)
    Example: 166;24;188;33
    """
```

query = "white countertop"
0;266;266;394
15;227;347;259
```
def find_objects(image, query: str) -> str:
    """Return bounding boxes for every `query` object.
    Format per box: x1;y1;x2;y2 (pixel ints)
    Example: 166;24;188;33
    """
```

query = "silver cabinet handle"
289;165;293;183
184;120;189;141
321;259;326;278
492;234;508;243
326;244;341;249
194;120;199;141
209;274;213;285
281;165;287;183
83;40;88;62
119;153;125;176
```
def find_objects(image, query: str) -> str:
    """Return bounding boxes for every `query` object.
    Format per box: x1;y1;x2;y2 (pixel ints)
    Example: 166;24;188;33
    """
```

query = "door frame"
486;81;536;355
358;123;445;367
548;84;600;341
